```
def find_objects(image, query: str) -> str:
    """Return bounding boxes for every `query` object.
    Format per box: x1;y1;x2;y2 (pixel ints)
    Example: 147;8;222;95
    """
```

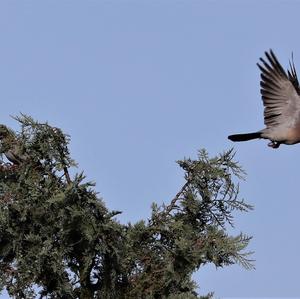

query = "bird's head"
0;125;10;139
0;125;16;142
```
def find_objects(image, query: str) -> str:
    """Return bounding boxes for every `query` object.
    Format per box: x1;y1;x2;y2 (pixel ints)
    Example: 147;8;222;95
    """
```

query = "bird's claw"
268;141;280;148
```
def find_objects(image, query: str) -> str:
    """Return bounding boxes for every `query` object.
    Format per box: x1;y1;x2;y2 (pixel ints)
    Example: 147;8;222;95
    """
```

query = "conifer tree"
0;115;254;299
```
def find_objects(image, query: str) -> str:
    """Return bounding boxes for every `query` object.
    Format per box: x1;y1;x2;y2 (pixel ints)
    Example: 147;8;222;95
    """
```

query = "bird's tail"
228;132;261;142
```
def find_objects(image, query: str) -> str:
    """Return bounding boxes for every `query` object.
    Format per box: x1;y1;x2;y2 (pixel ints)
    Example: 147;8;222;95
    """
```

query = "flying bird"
228;50;300;148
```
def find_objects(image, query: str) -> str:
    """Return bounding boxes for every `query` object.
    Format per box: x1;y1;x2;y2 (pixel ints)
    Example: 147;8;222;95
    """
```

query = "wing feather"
257;50;300;128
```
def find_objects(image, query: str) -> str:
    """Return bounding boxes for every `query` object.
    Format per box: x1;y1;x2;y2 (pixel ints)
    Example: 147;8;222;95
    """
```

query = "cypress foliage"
0;115;253;299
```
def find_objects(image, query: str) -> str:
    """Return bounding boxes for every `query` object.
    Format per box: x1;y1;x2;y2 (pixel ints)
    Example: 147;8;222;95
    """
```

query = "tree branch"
164;180;190;216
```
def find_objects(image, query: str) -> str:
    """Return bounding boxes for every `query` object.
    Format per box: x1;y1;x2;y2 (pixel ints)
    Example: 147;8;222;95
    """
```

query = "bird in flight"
228;50;300;148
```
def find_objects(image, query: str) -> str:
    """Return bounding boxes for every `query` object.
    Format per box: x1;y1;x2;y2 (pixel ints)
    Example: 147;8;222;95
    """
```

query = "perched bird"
0;125;28;164
228;50;300;148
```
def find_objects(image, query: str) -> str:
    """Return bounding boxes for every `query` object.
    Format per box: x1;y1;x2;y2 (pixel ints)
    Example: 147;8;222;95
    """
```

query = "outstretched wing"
257;50;300;129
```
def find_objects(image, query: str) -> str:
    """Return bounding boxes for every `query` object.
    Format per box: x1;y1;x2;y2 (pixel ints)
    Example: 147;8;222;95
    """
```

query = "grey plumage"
0;125;28;164
4;147;26;165
228;50;300;148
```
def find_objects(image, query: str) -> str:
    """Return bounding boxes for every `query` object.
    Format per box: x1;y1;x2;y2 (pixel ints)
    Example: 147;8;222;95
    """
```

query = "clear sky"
0;1;299;298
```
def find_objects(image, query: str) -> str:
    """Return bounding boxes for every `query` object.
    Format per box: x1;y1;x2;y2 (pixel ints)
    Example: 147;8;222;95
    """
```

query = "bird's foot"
268;141;280;149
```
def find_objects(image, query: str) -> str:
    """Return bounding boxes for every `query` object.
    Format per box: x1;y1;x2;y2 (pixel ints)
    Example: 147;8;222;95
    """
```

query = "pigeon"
228;50;300;148
0;125;28;164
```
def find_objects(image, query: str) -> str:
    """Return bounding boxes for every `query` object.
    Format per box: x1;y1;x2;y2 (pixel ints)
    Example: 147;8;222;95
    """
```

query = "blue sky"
0;1;300;298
